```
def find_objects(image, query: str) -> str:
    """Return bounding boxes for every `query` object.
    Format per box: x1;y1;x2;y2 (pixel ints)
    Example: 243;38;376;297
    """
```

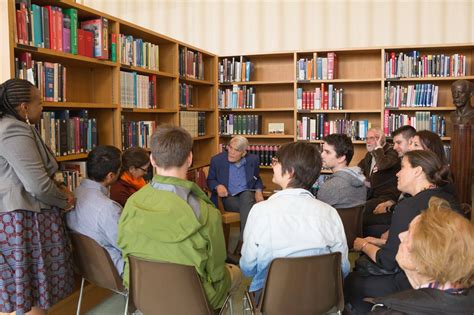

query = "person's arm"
252;155;264;191
316;177;343;207
240;204;263;277
372;146;399;171
2;124;69;208
98;202;123;253
206;156;222;192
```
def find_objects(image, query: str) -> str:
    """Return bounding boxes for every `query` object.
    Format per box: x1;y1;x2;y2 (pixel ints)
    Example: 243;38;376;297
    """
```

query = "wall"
80;0;474;55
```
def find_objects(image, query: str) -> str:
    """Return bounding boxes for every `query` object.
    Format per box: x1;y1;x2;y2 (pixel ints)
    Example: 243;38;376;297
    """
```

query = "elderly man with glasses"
207;135;264;254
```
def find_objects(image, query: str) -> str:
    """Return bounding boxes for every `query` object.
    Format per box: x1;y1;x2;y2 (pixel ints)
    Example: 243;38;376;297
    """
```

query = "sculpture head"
451;80;473;109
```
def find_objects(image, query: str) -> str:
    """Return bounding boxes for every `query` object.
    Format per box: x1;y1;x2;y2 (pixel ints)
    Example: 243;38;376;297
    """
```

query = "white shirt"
240;188;350;292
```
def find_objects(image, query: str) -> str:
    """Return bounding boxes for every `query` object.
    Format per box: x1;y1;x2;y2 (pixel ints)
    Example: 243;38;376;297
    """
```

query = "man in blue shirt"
207;136;264;252
66;145;124;275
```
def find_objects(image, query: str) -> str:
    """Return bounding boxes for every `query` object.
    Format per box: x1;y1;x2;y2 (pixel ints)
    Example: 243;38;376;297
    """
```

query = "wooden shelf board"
219;108;294;112
220;134;294;139
441;137;451;141
219;80;294;86
182;108;215;112
297;78;381;83
193;135;215;141
180;76;214;85
385;75;474;82
44;102;117;109
120;64;177;78
121;107;177;113
298;109;380;113
15;44;117;67
260;165;273;169
384;107;455;111
57;153;88;162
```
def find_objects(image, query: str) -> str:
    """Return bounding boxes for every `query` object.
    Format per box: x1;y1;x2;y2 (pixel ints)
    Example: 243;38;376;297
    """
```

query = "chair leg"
76;277;85;315
223;223;230;251
123;293;129;315
228;296;233;315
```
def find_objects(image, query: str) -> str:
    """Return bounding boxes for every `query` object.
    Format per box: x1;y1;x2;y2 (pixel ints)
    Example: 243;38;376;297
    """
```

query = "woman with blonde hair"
370;197;474;313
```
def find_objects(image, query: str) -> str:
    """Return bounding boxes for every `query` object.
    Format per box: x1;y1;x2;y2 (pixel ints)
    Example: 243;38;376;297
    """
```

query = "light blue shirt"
66;179;124;275
228;157;248;196
240;188;350;292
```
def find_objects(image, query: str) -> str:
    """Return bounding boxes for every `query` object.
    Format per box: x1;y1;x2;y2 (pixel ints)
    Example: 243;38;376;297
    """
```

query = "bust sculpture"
450;80;474;125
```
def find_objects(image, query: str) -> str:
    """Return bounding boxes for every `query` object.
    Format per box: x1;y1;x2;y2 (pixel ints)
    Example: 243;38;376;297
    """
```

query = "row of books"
57;161;87;192
220;143;281;167
296;53;337;80
219;114;262;135
179;111;206;137
118;34;159;70
384;111;446;137
297;115;371;141
385;51;467;78
179;47;204;80
218;85;256;109
38;110;97;157
15;52;66;102
121;119;157;150
15;2;110;59
120;71;157;108
179;83;194;109
218;57;255;83
186;167;207;191
297;84;343;110
384;83;439;108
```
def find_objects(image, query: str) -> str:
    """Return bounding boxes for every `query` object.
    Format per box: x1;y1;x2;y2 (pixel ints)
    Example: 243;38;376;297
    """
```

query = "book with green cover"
63;8;77;54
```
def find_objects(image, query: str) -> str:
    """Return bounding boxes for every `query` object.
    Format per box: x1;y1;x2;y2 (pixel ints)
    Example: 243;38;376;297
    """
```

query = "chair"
336;205;365;250
69;232;129;315
217;195;241;250
128;256;233;315
243;252;344;315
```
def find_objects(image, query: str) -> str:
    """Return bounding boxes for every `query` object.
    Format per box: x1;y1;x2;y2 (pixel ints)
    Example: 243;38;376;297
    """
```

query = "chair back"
258;253;344;315
336;205;364;249
69;232;125;294
128;256;213;315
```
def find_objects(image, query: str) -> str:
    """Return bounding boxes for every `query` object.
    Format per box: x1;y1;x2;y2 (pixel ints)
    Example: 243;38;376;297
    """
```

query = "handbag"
354;254;399;277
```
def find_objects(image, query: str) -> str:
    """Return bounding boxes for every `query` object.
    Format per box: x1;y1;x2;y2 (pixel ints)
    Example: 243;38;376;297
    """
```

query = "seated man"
317;133;366;208
118;126;241;311
240;142;350;297
66;145;124;275
207;135;264;250
358;128;401;215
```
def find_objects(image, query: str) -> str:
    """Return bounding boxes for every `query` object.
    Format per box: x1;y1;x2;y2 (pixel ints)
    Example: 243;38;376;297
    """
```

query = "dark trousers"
344;270;412;314
222;190;256;241
363;198;392;237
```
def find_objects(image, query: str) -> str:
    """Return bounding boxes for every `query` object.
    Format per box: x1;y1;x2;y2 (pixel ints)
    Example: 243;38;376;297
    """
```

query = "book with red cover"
77;28;85;56
80;18;109;59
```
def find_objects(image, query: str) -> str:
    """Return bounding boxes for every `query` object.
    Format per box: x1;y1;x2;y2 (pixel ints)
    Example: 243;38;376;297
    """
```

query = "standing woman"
0;79;75;314
110;146;150;207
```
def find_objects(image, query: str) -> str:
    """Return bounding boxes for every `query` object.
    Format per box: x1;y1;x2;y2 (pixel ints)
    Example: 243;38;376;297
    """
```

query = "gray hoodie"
317;166;367;209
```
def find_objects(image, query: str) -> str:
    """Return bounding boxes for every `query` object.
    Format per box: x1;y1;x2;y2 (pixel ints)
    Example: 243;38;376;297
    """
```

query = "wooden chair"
336;205;365;250
69;232;129;315
243;253;344;315
128;256;233;315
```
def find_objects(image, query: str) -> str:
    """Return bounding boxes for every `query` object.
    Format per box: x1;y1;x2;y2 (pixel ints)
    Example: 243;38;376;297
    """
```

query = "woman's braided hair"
0;78;34;120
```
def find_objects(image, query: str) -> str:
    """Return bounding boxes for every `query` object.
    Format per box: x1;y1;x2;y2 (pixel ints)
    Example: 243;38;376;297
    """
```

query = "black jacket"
370;287;474;315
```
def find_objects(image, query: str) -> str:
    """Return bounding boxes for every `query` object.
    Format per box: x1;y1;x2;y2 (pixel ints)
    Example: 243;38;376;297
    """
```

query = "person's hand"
375;134;384;149
255;190;264;203
364;180;371;188
216;185;228;197
353;237;369;252
365;236;386;246
62;188;76;212
380;230;389;240
373;200;395;214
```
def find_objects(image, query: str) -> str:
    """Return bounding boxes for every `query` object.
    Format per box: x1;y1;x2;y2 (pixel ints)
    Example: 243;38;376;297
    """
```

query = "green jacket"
118;175;230;309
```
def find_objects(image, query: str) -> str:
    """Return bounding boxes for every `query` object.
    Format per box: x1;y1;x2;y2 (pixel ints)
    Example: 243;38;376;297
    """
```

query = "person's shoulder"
211;151;227;163
0;116;31;137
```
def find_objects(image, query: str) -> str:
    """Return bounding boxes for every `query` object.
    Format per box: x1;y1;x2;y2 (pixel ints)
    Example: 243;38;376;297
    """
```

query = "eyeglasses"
138;166;149;172
271;157;279;166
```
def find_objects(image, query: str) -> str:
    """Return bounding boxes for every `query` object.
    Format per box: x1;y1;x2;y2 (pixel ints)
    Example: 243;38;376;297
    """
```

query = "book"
62;8;77;54
81;17;109;59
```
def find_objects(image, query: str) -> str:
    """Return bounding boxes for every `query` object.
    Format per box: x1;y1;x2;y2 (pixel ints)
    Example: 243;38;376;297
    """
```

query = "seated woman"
344;150;461;314
370;197;474;314
110;146;150;207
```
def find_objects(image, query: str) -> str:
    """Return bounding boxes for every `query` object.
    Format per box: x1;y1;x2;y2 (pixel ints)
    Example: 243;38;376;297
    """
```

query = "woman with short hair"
370;197;474;313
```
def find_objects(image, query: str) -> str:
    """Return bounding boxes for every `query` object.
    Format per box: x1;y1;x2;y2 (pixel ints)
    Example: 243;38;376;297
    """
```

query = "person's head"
87;145;122;186
392;125;416;157
396;150;449;195
150;125;193;170
451;79;473;109
321;134;354;171
366;127;385;152
409;130;447;165
227;135;248;163
272;142;321;190
122;147;150;179
0;78;42;124
396;197;474;288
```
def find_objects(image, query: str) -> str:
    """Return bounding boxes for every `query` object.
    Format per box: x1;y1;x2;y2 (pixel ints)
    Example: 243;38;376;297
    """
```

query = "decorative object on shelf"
450;80;474;125
268;122;285;134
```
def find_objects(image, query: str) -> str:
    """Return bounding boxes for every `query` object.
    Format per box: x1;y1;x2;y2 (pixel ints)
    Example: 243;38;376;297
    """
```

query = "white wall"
81;0;474;55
